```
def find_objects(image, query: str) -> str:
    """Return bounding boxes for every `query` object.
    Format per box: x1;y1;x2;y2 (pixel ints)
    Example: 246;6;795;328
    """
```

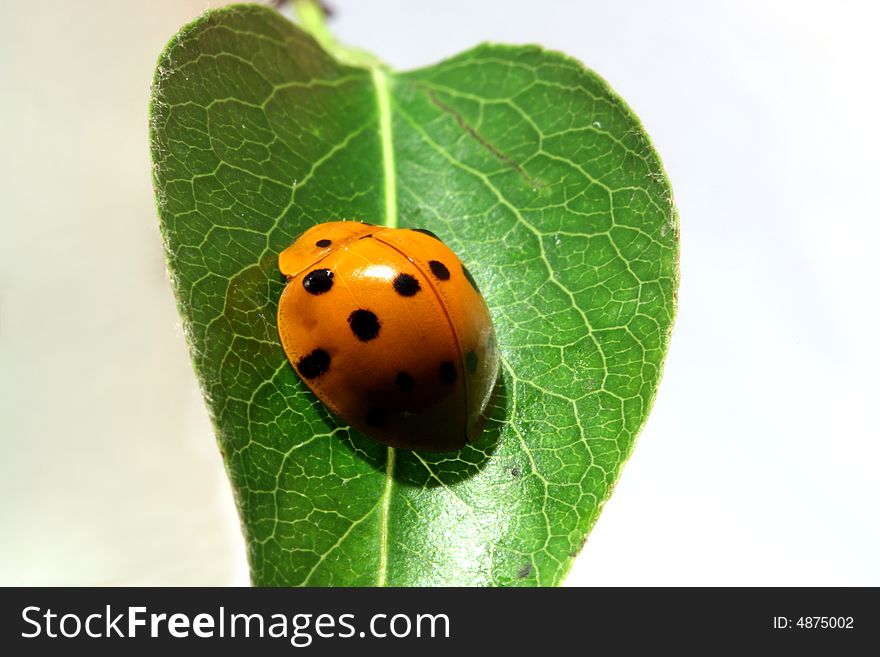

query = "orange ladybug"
277;221;499;452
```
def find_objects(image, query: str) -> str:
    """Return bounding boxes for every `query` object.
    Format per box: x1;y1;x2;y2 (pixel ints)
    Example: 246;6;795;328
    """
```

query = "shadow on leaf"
309;368;510;487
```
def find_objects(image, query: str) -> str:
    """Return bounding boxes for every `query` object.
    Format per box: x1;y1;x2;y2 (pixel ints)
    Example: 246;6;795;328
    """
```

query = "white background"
1;0;877;586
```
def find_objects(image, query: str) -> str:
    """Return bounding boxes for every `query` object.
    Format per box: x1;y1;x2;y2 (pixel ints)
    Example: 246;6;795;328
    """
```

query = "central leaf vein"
372;64;397;587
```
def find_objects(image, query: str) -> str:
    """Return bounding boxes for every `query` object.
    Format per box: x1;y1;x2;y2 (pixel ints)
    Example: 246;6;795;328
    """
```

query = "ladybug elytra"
277;221;499;452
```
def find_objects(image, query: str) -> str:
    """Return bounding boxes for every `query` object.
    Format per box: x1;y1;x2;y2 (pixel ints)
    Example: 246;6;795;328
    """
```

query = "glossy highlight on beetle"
277;221;499;452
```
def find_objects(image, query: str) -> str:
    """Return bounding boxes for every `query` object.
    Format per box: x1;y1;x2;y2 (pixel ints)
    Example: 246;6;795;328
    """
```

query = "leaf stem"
292;0;385;69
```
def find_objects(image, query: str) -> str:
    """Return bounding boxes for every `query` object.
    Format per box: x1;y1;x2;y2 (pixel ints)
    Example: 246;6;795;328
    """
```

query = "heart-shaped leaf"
150;3;678;586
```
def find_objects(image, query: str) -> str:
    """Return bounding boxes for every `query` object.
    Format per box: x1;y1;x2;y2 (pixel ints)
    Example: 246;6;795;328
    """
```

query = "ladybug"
277;221;499;452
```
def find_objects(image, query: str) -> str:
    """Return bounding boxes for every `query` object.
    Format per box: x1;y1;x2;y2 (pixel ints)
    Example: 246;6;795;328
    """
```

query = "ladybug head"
278;221;377;278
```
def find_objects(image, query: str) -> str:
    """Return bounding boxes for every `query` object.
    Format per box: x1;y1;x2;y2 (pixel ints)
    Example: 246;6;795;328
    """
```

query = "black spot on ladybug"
439;360;457;385
393;273;421;296
348;309;380;342
465;350;478;374
303;268;333;295
429;260;450;281
296;348;330;379
366;405;388;428
412;227;442;241
315;239;331;247
462;264;481;293
395;372;415;391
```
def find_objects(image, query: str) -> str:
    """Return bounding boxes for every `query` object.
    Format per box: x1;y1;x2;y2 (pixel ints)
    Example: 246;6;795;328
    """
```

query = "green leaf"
150;3;678;586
